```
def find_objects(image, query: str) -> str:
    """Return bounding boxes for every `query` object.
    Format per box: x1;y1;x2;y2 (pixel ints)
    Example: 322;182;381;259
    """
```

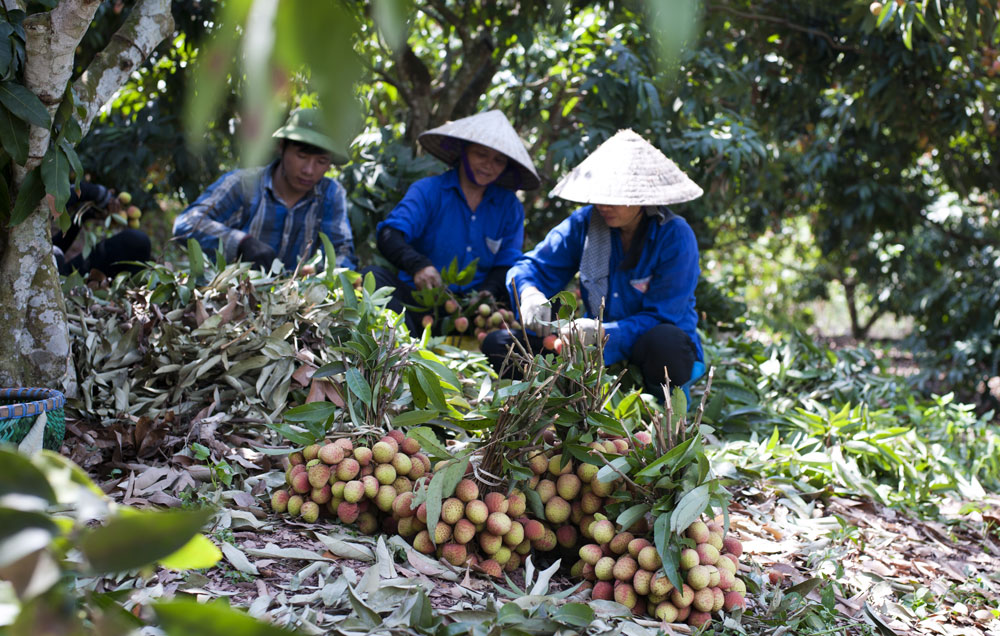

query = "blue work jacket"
507;205;703;366
173;160;357;271
377;169;525;293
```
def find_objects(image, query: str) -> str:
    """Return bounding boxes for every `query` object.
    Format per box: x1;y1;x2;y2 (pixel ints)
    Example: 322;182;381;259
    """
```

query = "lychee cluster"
434;296;519;343
576;516;747;628
269;430;430;534
520;443;631;562
402;478;537;577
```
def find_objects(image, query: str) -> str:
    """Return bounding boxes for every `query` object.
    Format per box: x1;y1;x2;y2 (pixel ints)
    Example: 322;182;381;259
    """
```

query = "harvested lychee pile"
270;430;430;534
269;432;750;629
578;516;747;629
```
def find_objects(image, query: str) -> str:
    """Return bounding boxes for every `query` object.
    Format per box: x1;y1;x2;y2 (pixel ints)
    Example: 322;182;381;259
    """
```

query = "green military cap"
272;108;349;164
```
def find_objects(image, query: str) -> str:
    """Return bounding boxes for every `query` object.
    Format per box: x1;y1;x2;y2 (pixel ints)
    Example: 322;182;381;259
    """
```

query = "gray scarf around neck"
578;206;674;317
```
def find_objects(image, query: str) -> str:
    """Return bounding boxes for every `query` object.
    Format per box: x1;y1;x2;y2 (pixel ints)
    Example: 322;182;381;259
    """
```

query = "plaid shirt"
173;160;357;271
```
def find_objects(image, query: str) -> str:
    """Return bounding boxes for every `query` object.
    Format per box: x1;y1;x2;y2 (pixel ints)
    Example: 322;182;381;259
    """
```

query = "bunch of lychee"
269;430;431;535
434;296;519;343
399;477;542;577
520;445;629;562
576;517;747;628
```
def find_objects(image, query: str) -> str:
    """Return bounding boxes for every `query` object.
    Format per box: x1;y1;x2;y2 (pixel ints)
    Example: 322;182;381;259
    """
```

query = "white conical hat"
550;129;703;205
418;110;541;191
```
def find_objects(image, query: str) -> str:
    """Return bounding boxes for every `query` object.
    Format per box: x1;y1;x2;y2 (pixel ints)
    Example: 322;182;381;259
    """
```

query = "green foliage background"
70;0;1000;405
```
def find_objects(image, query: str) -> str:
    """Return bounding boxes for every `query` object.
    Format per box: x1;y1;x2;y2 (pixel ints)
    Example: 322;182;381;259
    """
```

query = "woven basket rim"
0;387;66;421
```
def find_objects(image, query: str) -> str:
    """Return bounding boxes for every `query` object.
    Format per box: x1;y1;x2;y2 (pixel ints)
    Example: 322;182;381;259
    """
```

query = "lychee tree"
0;0;174;391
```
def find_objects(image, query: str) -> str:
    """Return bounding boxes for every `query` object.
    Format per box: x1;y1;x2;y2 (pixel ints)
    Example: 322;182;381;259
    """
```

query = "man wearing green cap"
173;108;357;272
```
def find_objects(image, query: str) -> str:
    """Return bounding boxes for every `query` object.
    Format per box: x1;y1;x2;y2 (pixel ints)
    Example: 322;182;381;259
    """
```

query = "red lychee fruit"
337;501;360;524
612;556;639;581
591;519;615;545
723;591;746;612
318;443;345;465
484;491;509;514
465;499;489;524
455;478;479;502
300;501;320;523
270;489;290;513
591;581;614;600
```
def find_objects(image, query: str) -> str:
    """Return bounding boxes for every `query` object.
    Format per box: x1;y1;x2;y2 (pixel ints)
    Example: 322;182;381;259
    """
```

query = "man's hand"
237;236;277;270
559;318;603;346
519;287;551;336
413;265;442;290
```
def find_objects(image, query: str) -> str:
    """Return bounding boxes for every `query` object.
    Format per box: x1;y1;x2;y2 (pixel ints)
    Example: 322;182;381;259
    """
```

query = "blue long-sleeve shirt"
376;169;524;293
507;205;703;366
173;160;357;271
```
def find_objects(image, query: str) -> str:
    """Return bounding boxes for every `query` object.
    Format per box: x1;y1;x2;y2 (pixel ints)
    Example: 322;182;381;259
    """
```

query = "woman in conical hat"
482;129;704;398
367;110;540;331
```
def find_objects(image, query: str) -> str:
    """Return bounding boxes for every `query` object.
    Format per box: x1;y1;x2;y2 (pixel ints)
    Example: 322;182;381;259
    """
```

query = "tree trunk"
0;0;173;393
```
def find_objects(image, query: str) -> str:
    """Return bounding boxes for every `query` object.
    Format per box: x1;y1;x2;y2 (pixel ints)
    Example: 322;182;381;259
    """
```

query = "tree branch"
72;0;174;135
704;3;861;54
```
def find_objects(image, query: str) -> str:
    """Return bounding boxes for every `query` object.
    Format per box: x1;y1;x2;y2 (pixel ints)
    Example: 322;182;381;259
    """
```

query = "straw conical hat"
418;110;541;191
550;129;703;205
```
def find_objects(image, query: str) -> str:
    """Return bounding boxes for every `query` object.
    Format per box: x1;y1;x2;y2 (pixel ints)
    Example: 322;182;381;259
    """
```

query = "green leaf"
786;577;825;599
312;361;346;379
634;437;696;478
523;486;545;519
669;484;711;535
0;81;51;128
154;598;298;636
319;232;338;274
339;271;358;310
283;401;337;425
595;456;630;484
183;10;243;153
404;425;451;459
40;144;70;212
187;238;205;281
411;353;462;392
553;602;594;627
654;513;683;591
0;104;28;164
347;584;381;628
391;410;438;428
615;504;650;532
57;138;83;189
414;366;450;414
0;509;58;567
158;533;222;570
371;0;412;51
422;468;445;544
344;368;372;406
0;24;12;78
0;448;57;504
669;386;687;419
9;165;44;226
0;173;10;222
440;456;470;498
80;507;215;573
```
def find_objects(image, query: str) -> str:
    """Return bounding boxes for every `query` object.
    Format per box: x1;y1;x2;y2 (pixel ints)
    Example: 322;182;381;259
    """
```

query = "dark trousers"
481;323;697;400
55;229;151;277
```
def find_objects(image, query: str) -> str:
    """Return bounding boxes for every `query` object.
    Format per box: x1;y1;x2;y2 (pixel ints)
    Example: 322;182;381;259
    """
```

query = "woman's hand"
559;318;603;346
413;265;443;290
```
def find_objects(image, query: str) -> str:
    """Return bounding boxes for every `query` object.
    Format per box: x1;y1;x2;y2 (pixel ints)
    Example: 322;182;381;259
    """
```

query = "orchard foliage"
72;0;1000;398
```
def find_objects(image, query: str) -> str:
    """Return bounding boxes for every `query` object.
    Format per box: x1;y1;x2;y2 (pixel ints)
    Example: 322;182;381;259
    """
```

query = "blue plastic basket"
0;387;66;450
